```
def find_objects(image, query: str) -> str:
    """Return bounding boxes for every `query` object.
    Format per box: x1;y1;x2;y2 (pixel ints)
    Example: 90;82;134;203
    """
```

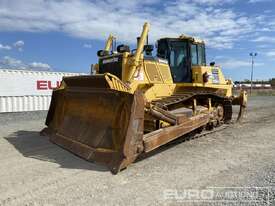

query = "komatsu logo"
102;57;119;64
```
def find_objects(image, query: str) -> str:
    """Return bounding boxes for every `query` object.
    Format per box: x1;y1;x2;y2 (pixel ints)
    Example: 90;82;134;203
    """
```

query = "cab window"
198;44;205;65
191;44;206;66
191;44;198;65
157;40;168;59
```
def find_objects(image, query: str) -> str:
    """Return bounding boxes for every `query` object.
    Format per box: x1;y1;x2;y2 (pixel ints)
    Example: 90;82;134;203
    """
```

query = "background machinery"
42;23;247;174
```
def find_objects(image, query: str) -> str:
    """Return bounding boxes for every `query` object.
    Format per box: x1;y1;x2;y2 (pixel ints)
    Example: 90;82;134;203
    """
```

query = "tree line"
235;78;275;87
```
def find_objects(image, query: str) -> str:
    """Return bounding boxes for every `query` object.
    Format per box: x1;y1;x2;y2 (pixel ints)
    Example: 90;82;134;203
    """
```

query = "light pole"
249;52;257;96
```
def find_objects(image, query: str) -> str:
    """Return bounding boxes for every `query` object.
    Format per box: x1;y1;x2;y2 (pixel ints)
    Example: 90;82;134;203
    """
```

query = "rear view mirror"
97;50;109;57
117;44;130;53
144;44;154;55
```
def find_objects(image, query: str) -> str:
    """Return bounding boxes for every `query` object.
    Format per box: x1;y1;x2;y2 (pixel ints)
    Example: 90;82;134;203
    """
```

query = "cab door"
157;39;192;83
168;41;192;83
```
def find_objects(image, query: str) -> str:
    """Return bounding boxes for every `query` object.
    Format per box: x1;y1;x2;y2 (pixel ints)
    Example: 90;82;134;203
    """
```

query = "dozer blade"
42;74;144;174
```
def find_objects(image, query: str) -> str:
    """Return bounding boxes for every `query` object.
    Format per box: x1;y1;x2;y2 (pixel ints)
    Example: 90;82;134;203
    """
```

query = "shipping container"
0;69;85;113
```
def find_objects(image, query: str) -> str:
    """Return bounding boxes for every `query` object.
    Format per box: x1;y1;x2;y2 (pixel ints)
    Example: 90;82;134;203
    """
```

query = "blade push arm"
127;22;150;82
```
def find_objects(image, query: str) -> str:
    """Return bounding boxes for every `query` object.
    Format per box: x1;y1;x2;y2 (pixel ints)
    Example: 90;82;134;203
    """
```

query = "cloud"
0;40;25;51
251;36;275;43
191;0;236;5
83;43;92;48
218;58;264;69
0;56;51;71
257;44;271;49
266;50;275;57
0;0;259;49
14;40;24;47
248;0;272;3
13;40;24;51
29;62;51;70
0;44;12;50
252;36;275;43
0;56;25;69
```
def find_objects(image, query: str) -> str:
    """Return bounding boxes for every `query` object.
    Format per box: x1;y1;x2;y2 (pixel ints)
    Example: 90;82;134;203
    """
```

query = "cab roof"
158;35;205;45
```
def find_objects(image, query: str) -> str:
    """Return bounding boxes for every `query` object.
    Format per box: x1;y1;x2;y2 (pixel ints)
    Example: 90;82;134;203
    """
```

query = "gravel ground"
0;96;274;206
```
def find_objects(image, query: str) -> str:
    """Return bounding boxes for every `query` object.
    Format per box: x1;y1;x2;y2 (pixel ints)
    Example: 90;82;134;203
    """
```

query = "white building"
234;83;272;89
0;69;85;113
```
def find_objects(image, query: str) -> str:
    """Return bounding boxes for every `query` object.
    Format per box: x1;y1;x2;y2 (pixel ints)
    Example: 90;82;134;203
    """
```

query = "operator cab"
157;36;206;83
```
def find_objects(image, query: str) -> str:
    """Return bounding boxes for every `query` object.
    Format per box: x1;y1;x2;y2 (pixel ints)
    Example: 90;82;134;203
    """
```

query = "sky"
0;0;275;81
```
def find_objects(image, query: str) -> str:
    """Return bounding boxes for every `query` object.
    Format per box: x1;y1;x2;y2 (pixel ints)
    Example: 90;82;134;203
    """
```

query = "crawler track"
151;91;233;123
166;124;230;147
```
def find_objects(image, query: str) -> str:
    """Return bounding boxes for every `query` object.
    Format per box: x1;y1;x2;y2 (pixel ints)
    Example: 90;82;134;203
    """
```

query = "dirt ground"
0;96;274;206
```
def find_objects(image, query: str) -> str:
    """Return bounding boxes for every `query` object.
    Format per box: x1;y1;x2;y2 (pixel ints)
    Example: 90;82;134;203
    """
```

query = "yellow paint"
94;22;233;102
104;35;115;51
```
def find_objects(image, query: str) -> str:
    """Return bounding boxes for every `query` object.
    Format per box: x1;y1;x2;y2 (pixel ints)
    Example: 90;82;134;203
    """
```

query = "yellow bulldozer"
42;23;247;174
